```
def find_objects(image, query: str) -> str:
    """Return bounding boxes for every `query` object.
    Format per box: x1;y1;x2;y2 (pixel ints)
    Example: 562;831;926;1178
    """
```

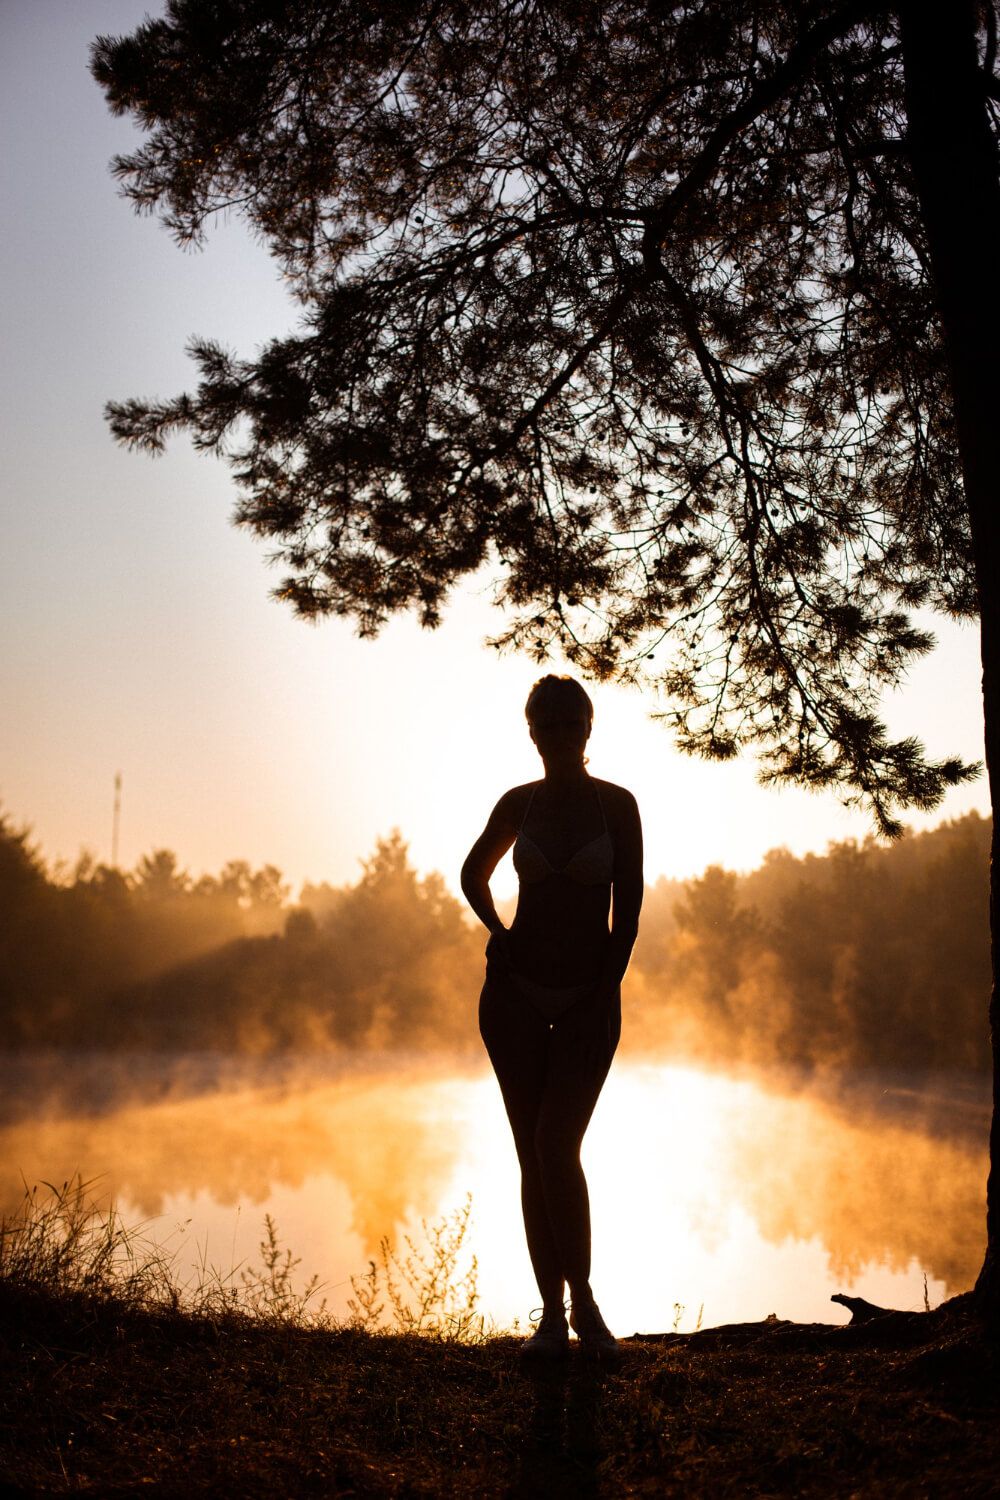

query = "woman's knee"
533;1118;582;1177
512;1127;545;1173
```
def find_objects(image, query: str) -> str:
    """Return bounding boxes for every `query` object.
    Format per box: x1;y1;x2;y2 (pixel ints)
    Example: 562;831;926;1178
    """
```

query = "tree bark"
901;0;1000;1327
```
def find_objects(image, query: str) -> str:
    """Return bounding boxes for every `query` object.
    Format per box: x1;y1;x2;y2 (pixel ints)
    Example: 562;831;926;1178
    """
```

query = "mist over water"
0;1052;986;1333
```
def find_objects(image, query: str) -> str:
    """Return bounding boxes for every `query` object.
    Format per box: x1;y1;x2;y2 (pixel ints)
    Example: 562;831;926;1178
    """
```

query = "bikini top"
512;783;614;887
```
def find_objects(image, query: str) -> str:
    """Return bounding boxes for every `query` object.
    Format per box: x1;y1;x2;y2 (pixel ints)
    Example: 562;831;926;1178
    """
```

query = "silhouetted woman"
461;675;643;1361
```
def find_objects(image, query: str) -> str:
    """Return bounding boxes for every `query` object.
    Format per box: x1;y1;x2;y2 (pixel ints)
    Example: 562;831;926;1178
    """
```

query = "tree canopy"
91;0;999;833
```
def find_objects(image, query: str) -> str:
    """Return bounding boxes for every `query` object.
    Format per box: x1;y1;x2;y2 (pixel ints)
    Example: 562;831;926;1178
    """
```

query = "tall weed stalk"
347;1194;486;1341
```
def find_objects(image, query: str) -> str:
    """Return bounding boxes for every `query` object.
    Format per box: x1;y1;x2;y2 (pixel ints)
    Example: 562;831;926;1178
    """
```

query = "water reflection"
0;1054;987;1333
0;1055;463;1251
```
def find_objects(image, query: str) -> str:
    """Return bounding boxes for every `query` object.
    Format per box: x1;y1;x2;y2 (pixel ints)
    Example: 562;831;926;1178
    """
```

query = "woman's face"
528;711;592;765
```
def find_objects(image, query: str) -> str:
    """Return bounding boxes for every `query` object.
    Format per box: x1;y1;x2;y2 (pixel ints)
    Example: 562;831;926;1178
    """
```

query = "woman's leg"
533;987;621;1298
479;975;566;1308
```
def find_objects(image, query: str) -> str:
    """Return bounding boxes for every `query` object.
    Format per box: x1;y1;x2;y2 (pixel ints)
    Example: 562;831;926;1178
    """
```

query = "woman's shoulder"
593;778;640;821
491;781;539;828
592;776;638;805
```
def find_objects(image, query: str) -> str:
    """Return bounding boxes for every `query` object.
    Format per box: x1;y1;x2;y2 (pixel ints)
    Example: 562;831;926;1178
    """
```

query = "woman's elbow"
460;857;480;902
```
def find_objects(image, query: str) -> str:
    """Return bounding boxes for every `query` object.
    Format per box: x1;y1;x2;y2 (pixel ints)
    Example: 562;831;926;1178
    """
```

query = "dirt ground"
2;1285;998;1497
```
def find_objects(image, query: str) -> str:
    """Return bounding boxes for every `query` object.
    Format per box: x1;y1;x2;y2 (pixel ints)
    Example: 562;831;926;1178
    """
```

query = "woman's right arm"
460;790;520;937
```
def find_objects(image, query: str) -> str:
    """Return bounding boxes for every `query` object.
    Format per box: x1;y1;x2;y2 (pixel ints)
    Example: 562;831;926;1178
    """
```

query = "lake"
0;1052;989;1333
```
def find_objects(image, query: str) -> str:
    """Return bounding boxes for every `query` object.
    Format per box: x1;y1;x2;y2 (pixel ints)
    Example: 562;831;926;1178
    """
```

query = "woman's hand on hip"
485;927;511;973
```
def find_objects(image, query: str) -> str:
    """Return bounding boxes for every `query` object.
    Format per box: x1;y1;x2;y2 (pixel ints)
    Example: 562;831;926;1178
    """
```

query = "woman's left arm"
601;788;644;990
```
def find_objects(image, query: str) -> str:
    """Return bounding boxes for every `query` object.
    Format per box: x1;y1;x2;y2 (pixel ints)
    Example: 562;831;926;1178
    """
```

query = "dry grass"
0;1177;481;1333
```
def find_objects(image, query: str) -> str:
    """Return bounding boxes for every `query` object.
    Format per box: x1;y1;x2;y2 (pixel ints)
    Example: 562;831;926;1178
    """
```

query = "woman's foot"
519;1306;570;1364
569;1295;619;1360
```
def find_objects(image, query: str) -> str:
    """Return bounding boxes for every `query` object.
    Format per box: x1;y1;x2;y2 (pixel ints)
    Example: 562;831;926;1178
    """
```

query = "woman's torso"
507;777;615;987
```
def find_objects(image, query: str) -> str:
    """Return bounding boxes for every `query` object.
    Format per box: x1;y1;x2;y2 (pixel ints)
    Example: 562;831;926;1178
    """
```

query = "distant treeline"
630;812;991;1073
0;808;991;1072
0;822;480;1054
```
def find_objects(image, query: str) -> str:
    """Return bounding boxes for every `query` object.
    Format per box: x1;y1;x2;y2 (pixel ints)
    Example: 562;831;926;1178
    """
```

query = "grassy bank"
1;1185;998;1496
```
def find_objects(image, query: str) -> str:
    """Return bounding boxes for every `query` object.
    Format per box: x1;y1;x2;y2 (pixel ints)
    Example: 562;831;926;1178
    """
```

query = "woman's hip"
479;963;620;1042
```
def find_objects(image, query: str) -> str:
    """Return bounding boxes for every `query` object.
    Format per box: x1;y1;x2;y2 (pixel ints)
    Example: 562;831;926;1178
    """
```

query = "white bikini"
513;783;615;888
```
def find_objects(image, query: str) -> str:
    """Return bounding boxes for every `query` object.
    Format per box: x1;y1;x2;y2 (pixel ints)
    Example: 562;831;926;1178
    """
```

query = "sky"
0;1;991;903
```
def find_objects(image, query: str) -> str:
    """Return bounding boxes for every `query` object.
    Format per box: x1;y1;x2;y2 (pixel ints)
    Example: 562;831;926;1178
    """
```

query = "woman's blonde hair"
525;674;593;727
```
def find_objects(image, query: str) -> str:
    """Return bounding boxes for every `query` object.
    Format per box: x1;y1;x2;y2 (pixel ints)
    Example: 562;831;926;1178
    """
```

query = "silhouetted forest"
629;812;991;1073
0;808;990;1072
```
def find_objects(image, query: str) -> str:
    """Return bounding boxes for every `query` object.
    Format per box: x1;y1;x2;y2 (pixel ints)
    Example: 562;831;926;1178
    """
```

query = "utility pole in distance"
111;772;122;869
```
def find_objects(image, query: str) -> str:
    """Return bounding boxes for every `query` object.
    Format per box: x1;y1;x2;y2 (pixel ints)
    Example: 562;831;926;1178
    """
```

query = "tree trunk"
901;0;1000;1327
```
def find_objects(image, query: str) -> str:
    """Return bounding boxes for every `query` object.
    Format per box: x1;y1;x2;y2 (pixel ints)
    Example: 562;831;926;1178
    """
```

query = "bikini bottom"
480;968;622;1073
507;970;597;1023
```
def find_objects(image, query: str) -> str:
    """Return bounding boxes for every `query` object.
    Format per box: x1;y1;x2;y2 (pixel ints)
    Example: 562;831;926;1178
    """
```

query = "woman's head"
525;674;593;730
525;676;593;769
